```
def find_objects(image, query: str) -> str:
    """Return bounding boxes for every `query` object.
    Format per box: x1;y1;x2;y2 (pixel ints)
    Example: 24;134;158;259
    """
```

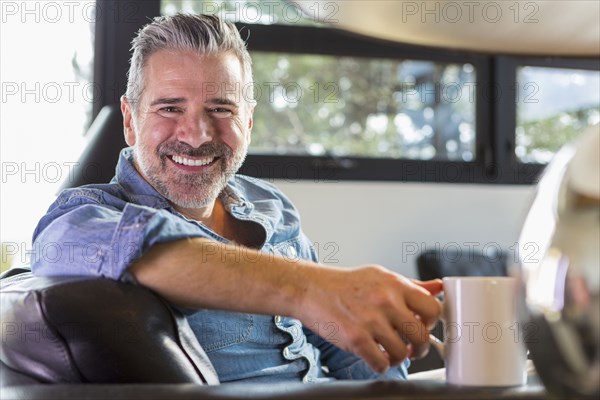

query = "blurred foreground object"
293;1;600;56
517;124;599;397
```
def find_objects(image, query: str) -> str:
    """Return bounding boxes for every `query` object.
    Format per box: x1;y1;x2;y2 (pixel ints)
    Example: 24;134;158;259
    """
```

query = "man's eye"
160;106;181;113
210;108;233;117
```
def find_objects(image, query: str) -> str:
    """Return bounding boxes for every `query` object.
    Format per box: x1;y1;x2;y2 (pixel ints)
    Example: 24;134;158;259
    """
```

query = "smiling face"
121;50;254;210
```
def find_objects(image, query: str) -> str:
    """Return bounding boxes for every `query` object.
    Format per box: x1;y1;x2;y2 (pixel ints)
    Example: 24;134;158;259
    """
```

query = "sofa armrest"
0;272;218;385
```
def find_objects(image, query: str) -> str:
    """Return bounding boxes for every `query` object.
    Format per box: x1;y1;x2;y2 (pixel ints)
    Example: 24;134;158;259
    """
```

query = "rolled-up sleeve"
32;192;208;280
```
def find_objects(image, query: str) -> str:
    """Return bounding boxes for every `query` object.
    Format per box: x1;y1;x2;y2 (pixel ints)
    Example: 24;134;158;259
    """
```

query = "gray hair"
125;13;253;113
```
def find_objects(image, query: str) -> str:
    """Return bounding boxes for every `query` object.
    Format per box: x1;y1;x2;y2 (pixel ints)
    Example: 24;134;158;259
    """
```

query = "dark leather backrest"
61;104;126;189
0;272;218;385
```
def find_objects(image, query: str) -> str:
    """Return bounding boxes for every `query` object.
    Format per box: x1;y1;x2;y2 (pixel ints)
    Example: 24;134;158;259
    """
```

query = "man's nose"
176;115;213;148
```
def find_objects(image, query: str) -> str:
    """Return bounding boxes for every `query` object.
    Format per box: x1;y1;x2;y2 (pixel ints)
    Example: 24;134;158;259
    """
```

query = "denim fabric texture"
31;147;409;382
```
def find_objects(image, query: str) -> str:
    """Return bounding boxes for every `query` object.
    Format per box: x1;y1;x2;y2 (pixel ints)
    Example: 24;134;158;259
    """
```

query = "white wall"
275;180;536;278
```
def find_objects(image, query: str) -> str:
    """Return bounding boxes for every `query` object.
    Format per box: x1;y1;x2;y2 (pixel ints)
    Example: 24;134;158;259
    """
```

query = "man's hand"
297;265;442;374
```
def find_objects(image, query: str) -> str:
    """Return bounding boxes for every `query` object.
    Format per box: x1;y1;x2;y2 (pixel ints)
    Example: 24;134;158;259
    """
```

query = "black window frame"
93;0;599;185
495;56;600;184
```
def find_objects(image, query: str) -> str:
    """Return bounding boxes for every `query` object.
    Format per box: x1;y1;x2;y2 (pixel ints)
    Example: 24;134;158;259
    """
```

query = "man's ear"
121;96;136;146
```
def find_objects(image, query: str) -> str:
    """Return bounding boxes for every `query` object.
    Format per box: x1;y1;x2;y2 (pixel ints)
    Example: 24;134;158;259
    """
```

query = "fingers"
356;309;430;368
373;320;412;367
391;308;430;359
356;292;437;367
346;329;393;374
352;276;443;368
413;278;443;296
341;307;416;371
404;279;443;330
375;277;443;361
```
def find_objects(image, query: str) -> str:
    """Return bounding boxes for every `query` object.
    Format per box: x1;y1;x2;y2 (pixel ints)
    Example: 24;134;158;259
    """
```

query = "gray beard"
134;141;247;209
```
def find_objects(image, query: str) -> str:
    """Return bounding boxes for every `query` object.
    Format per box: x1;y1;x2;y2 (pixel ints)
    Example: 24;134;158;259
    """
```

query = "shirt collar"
113;147;172;209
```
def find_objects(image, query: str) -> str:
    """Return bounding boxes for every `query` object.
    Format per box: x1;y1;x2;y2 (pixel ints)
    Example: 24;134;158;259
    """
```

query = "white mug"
432;276;527;387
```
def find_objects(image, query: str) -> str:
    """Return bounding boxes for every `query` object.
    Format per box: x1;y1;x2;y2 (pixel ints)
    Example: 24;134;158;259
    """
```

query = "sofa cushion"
0;271;218;385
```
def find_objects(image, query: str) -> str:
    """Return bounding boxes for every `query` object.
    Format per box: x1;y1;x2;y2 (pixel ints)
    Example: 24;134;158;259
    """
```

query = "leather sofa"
0;267;218;385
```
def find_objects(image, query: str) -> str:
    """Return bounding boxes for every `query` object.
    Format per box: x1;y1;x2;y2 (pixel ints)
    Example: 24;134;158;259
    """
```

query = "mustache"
157;141;230;158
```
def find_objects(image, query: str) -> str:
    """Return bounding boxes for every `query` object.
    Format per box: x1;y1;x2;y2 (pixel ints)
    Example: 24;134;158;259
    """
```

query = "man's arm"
130;238;442;373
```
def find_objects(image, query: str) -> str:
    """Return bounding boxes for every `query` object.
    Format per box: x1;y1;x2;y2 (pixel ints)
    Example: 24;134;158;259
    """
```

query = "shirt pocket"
186;310;254;353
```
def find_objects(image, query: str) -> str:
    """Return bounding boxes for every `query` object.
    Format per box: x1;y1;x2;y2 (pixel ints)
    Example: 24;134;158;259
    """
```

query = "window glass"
516;66;600;164
161;0;324;26
250;53;476;161
1;1;95;271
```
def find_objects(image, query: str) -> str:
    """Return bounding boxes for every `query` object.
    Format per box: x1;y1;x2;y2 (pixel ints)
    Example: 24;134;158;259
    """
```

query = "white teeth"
172;155;214;166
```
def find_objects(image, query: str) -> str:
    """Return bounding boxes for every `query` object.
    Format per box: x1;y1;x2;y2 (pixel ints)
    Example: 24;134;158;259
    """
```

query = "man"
32;13;442;383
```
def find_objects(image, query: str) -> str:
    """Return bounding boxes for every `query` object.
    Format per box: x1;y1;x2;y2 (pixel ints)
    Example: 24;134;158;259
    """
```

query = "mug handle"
429;334;446;360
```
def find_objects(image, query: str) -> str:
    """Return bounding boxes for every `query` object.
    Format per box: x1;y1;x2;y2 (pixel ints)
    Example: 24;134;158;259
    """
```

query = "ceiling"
294;0;600;56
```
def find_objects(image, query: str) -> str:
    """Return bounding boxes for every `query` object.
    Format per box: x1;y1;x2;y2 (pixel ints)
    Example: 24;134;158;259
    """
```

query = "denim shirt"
31;147;409;383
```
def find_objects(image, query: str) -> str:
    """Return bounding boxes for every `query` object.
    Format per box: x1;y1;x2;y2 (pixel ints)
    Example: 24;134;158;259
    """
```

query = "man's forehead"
146;82;247;103
142;51;246;97
145;49;244;78
149;91;240;106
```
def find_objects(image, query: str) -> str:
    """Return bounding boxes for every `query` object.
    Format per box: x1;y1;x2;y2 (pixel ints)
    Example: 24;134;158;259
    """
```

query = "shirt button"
274;315;282;324
287;246;297;259
283;347;291;358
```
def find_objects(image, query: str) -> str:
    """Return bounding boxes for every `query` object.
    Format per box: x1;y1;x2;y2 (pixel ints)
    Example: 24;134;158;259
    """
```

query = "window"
250;53;476;162
516;67;600;164
1;0;96;270
496;57;600;183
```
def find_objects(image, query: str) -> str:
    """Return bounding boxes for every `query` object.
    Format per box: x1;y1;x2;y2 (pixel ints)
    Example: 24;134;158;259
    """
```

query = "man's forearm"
129;237;319;318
